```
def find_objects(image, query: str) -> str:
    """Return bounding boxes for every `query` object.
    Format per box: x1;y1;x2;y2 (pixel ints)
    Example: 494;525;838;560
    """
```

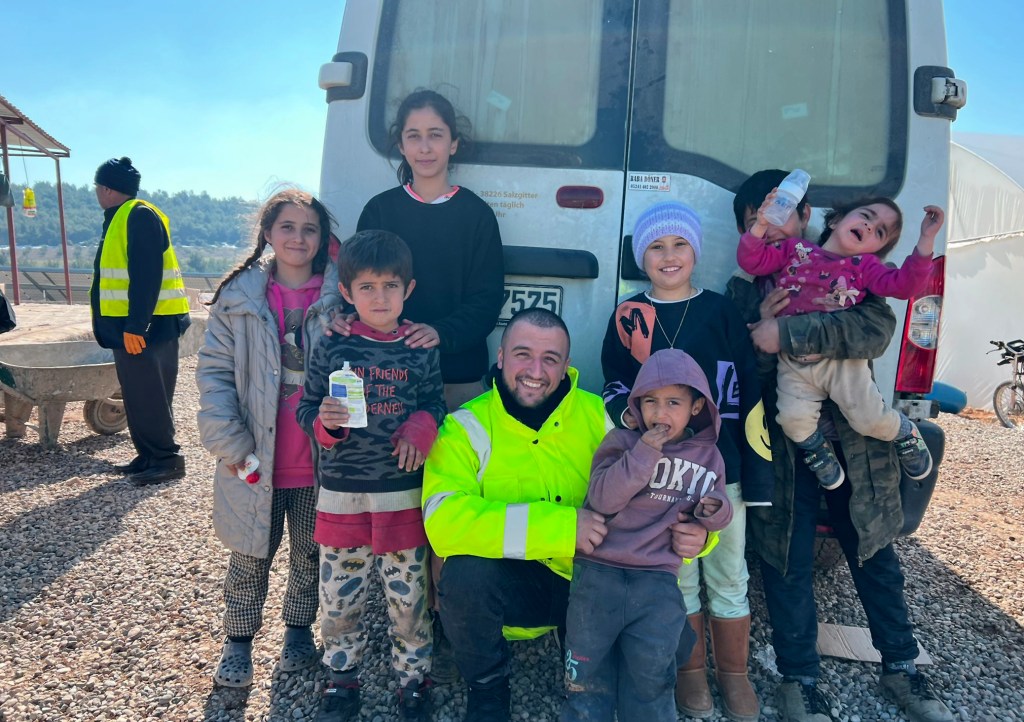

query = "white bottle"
237;453;261;484
762;169;811;227
329;362;368;428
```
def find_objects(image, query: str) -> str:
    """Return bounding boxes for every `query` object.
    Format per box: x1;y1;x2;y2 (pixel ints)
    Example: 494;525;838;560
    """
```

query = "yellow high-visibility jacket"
98;200;188;317
423;369;608;641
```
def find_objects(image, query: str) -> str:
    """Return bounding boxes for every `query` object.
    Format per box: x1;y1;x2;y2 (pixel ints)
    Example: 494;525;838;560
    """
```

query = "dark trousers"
560;560;691;722
438;556;570;688
112;336;181;466
760;447;919;679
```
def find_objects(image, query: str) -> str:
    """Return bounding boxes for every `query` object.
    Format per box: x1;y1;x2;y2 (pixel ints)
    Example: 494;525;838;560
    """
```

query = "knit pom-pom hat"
94;157;141;196
632;201;703;270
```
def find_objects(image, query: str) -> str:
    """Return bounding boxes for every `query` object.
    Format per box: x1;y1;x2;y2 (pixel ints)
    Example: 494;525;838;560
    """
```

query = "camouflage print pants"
319;544;432;683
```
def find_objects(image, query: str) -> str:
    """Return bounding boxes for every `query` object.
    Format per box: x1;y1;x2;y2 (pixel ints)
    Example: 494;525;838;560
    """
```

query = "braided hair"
208;188;335;305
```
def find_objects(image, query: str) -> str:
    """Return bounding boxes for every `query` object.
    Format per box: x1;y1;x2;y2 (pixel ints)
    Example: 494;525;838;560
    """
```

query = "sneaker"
775;680;834;722
465;677;511;722
880;671;953;722
894;415;933;480
316;682;360;722
399;678;433;720
431;613;461;684
796;431;846;490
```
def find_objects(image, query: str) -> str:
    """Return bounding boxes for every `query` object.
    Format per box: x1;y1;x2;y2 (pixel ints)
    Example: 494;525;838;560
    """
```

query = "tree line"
0;182;256;273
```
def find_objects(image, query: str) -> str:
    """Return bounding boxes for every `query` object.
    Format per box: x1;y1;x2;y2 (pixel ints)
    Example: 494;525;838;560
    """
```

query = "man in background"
91;157;190;486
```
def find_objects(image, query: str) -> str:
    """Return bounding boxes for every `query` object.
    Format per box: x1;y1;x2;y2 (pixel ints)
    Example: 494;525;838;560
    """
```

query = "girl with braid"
197;188;340;688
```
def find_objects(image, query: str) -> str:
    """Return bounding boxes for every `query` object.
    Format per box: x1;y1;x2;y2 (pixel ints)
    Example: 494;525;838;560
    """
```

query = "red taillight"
895;255;945;394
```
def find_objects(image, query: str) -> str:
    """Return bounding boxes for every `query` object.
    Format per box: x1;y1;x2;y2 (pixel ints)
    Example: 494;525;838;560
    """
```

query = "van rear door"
321;0;636;391
618;0;944;398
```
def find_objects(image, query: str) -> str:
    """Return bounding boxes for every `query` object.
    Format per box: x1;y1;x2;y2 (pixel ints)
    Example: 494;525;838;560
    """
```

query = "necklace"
650;289;698;349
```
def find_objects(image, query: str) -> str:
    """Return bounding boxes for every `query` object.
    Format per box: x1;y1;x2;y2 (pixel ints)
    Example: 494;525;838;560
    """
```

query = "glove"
123;332;147;355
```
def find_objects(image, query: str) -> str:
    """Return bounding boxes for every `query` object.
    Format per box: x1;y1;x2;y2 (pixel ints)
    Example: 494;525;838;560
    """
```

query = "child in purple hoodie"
561;349;732;722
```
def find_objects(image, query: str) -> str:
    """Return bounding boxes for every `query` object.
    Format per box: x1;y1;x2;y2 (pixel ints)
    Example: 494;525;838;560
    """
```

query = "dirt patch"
957;407;1000;424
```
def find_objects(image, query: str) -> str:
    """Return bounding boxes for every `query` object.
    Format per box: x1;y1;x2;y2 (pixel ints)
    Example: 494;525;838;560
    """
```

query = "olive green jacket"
726;274;901;573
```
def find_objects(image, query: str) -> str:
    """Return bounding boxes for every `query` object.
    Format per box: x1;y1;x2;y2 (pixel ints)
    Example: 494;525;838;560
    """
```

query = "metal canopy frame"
0;94;72;305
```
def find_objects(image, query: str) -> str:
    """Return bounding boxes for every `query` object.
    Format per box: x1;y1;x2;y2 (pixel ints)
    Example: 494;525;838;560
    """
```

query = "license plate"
498;283;563;326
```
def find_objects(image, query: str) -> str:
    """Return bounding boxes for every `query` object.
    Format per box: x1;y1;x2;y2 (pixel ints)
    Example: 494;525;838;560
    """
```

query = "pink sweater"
266;273;323;489
736;232;931;316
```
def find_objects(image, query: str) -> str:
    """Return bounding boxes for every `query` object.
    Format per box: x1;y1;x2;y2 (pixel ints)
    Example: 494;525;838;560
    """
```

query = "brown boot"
709;615;760;722
675;612;713;718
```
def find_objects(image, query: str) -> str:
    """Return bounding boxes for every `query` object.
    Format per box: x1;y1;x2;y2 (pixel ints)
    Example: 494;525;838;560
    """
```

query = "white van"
318;0;965;513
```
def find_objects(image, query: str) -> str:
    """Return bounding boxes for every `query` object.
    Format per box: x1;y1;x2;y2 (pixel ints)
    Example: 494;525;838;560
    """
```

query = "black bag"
0;172;13;208
0;285;16;333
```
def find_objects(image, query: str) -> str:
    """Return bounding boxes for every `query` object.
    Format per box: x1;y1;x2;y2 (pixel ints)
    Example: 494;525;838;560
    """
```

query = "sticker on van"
627;173;671;192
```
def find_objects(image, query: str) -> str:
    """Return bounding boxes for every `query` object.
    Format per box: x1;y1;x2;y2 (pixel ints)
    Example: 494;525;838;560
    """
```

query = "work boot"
893;414;933;480
465;677;511;722
775;680;834;722
675;612;713;718
709;615;759;722
128;455;186;486
880;670;953;722
113;456;148;474
796;431;845;490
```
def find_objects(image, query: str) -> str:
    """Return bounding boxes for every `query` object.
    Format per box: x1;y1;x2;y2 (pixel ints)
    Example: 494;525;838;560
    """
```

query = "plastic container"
329;361;368;428
237;453;261;484
762;169;810;226
22;187;37;218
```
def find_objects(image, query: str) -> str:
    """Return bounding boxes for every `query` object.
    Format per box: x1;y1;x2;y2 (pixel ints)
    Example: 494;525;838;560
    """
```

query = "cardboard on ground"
817;623;932;664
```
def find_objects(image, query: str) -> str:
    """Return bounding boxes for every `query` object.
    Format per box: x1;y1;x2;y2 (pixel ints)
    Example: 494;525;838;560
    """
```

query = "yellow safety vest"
98;200;189;317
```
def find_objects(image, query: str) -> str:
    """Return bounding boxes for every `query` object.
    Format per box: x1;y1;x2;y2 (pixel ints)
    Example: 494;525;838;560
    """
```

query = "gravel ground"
1;356;1022;721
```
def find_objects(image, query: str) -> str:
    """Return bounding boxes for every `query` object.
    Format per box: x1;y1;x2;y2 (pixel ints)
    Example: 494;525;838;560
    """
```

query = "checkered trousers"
222;486;319;637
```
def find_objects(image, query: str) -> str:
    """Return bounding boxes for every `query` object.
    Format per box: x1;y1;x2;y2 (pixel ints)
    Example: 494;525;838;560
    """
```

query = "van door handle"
319;52;369;102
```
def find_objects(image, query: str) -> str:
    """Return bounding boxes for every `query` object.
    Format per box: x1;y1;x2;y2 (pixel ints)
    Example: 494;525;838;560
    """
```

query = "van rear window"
368;0;908;198
369;0;632;169
630;0;908;202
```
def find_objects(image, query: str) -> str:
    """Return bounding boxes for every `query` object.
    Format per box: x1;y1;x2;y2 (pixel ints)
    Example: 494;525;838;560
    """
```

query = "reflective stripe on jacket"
424;368;608;558
98;200;188;316
423;368;609;639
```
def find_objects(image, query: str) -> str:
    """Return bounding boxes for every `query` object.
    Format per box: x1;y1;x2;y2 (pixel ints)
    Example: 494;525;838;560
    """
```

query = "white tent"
936;140;1024;409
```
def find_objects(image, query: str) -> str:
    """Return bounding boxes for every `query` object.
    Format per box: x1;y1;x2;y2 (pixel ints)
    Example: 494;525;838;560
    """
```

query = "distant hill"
0;181;256;249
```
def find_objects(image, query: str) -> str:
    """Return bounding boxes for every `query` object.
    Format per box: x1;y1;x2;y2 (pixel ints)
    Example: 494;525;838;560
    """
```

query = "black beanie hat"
94;157;141;196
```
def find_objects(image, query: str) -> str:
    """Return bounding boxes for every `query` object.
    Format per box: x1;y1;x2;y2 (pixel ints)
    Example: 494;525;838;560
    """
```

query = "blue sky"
3;1;1020;200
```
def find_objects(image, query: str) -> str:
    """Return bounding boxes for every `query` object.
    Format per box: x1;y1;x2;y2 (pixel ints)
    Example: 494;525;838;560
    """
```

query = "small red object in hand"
245;472;260;484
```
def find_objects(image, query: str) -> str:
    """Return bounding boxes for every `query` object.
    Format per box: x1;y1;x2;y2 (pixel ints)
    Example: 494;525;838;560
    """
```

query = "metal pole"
0;124;20;304
55;159;72;303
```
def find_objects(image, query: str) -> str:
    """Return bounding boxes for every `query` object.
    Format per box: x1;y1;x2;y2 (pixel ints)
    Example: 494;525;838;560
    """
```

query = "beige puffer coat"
196;257;339;558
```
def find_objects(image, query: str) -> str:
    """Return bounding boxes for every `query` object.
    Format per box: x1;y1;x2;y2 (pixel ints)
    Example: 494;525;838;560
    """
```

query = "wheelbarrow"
0;341;129;449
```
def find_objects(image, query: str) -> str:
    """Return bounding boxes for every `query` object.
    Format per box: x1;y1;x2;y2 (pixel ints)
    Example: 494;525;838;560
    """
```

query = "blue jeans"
438;556;569;688
760;447;919;679
561;560;691;722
